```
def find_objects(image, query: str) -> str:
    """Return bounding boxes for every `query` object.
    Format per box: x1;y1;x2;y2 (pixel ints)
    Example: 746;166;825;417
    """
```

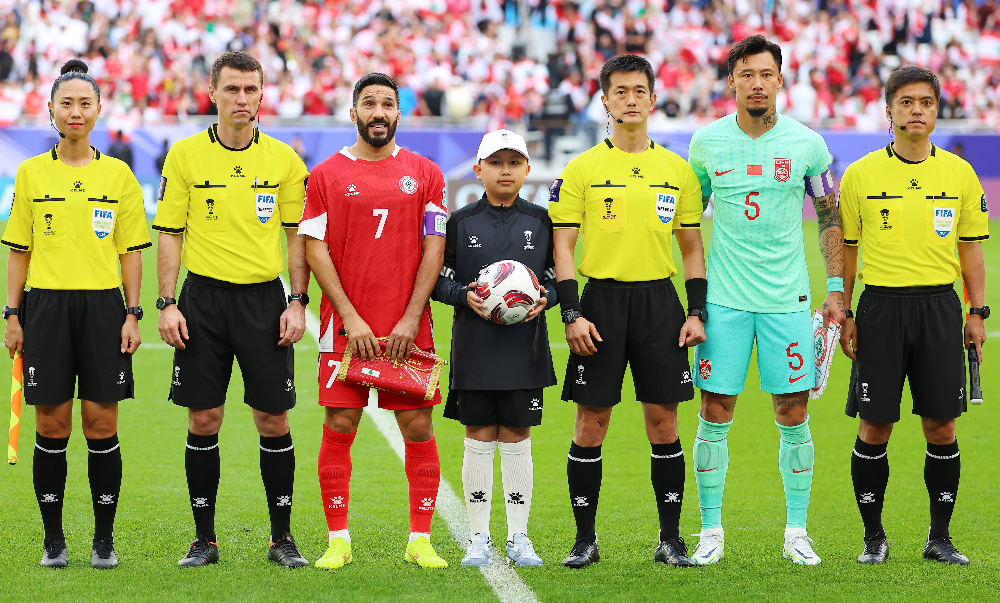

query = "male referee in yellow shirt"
550;54;707;568
838;66;989;565
153;51;311;567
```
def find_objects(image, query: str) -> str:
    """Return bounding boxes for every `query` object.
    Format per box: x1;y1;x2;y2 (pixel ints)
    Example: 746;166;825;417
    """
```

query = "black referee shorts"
846;285;966;423
561;278;694;407
169;273;295;413
21;288;133;405
443;388;544;428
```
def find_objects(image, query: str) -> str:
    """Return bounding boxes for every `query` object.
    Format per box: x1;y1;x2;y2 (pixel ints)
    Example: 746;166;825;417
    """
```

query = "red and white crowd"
0;0;998;129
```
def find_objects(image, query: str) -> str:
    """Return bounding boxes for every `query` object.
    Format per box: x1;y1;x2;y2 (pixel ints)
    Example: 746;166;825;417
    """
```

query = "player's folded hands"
158;306;189;350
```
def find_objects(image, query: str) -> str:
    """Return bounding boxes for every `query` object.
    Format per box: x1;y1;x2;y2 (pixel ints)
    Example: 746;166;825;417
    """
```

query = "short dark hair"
210;51;264;89
352;73;400;107
884;66;941;105
728;35;782;77
599;54;655;96
51;58;100;103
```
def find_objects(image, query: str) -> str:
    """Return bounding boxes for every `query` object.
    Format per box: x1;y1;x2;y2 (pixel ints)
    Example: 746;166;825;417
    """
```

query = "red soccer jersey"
299;145;447;353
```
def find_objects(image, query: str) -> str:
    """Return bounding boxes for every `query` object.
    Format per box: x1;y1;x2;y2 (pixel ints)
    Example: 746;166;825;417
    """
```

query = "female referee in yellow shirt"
2;60;151;569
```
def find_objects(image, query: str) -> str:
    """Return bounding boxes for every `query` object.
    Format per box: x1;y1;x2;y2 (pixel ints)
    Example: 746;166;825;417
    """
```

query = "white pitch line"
284;277;539;603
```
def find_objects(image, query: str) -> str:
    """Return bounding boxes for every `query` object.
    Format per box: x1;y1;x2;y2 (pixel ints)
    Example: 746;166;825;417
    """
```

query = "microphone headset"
889;112;906;131
604;103;624;124
50;111;66;138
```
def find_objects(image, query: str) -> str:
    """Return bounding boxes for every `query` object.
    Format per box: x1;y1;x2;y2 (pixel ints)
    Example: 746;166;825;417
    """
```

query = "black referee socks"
567;441;602;541
34;434;69;540
87;434;122;541
185;432;220;542
651;440;685;540
851;437;889;539
925;440;961;541
260;433;295;542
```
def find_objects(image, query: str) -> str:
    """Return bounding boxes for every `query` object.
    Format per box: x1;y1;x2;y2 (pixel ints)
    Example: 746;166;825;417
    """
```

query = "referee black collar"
604;138;655;150
886;142;935;165
51;145;101;161
208;123;259;151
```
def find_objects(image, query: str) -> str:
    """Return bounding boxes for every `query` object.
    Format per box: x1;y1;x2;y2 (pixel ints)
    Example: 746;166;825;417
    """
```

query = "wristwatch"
845;309;854;319
155;297;176;310
2;306;18;320
288;293;310;306
688;307;708;323
562;308;584;324
126;306;143;320
970;306;990;320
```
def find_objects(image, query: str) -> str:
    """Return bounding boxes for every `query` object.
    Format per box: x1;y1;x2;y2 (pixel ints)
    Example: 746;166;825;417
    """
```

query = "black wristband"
685;278;707;313
555;279;582;313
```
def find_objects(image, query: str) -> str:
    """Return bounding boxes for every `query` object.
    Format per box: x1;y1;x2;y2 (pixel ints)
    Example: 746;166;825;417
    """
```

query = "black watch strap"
688;307;708;322
845;309;854;319
3;306;18;320
970;306;990;319
126;306;143;320
156;297;176;310
562;308;584;324
288;293;309;306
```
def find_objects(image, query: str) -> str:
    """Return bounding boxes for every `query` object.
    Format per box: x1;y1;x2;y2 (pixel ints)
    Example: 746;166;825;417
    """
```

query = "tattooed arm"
812;191;846;326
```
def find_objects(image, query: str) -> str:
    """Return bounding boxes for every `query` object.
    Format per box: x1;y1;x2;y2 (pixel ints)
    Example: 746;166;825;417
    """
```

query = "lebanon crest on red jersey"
298;145;447;353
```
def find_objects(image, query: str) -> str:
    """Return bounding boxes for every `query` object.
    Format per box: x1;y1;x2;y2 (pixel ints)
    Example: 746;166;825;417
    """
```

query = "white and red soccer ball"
475;260;540;325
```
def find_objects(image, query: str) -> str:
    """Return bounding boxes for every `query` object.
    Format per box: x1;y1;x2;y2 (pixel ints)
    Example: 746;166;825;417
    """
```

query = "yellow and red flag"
8;355;22;465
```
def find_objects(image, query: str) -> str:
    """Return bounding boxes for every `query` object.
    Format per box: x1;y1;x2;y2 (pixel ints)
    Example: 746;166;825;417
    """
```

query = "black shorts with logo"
21;288;133;405
561;278;694;407
846;285;966;423
443;388;544;428
169;273;295;412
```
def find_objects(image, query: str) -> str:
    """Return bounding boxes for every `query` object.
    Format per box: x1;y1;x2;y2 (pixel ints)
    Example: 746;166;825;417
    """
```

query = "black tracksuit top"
432;194;559;391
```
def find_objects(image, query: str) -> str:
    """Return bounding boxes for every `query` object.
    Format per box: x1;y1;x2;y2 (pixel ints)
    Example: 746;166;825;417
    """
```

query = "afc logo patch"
549;179;563;203
774;158;790;183
699;359;711;380
157;176;167;201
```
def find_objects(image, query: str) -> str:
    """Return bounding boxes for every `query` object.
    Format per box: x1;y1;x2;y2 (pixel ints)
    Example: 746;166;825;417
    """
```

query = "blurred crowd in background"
0;0;999;159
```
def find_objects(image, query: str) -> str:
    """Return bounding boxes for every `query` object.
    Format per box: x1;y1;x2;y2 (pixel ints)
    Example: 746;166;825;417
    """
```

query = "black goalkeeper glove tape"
685;278;707;314
555;279;582;313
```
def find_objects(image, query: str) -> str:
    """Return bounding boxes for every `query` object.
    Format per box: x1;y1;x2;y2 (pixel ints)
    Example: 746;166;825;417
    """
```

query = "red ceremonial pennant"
747;165;763;175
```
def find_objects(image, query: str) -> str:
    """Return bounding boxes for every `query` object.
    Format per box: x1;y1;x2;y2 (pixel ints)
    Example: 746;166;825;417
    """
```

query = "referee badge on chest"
92;208;114;239
256;192;277;224
933;207;955;238
655;193;677;224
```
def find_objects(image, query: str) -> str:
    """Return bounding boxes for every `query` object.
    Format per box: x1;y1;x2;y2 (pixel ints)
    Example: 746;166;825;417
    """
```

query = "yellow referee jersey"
2;146;151;290
548;138;702;281
152;125;308;284
839;143;989;287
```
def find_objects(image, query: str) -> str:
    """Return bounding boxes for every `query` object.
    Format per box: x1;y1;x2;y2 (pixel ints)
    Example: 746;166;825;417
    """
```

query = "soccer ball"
475;260;540;325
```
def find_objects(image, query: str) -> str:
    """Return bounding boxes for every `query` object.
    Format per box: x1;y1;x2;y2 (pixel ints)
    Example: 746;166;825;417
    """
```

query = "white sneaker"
461;532;493;567
691;528;724;565
783;528;821;565
506;533;543;566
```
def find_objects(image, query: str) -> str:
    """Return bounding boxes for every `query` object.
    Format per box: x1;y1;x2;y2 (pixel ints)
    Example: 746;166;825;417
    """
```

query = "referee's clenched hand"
159;305;189;349
278;302;306;346
566;317;602;356
121;314;141;354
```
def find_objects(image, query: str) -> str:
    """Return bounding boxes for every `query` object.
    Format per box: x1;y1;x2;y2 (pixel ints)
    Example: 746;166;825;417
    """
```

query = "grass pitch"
0;220;997;602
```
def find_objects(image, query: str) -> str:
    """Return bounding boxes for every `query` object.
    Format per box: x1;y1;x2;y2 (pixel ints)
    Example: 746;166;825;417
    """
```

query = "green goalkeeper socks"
777;417;814;529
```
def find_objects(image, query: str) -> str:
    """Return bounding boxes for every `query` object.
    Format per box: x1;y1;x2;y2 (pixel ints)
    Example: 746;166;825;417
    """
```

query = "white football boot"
691;528;725;565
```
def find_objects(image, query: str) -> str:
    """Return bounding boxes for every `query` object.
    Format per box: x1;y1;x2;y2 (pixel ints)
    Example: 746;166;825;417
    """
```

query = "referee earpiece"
49;112;65;139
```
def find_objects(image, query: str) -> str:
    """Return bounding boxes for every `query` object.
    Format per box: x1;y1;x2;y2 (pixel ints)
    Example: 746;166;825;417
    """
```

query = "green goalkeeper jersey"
688;114;832;313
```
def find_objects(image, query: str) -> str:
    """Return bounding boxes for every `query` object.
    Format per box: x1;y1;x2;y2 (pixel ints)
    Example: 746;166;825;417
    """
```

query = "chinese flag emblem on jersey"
774;158;790;182
747;165;763;176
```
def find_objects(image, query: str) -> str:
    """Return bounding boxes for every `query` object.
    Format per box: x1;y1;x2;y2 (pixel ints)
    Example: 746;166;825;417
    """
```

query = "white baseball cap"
477;129;530;161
